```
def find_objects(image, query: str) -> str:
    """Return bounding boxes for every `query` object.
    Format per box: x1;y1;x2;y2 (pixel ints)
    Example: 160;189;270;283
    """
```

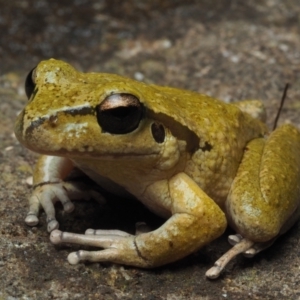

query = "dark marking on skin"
134;238;149;262
25;117;47;137
199;141;212;152
64;106;95;116
33;181;61;189
25;106;95;137
169;241;174;248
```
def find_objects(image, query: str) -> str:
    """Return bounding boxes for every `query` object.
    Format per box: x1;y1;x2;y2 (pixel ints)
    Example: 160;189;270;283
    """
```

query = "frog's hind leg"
237;201;300;257
50;173;227;268
206;200;300;279
208;124;300;279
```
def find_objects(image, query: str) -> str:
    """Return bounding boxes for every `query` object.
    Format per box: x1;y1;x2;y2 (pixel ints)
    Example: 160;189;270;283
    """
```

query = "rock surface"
1;1;300;299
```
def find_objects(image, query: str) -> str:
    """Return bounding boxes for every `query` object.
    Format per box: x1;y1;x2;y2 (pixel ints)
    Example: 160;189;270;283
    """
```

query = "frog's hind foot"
206;234;279;279
228;234;277;257
205;237;254;279
50;229;151;267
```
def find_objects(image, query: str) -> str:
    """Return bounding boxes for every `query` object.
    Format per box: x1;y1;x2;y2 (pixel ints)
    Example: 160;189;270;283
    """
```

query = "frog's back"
144;84;268;205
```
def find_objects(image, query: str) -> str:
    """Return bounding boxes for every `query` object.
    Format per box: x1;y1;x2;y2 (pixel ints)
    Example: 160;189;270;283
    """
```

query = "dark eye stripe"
63;106;95;116
24;106;95;137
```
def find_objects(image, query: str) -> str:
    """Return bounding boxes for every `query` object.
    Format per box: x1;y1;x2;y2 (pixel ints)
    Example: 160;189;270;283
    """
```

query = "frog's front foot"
50;229;151;267
26;181;105;232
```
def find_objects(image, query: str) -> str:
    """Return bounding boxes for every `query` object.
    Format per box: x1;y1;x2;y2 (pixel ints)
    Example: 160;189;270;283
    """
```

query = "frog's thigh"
51;173;227;267
227;124;300;242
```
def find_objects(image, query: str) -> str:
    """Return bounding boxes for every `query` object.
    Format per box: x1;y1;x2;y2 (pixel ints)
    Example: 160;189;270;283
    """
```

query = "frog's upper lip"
24;105;96;136
24;147;160;158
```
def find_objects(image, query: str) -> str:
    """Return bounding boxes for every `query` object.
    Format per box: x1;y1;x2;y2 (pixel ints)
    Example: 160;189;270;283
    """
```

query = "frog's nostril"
49;115;58;126
96;93;144;134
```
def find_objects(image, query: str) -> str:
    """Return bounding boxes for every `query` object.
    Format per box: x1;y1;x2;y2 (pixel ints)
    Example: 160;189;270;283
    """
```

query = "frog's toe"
85;228;131;237
50;229;150;267
67;249;119;265
51;185;75;212
62;201;75;213
206;238;254;279
228;234;243;246
68;251;81;264
25;213;39;226
25;194;41;226
50;229;63;244
242;248;256;257
50;229;127;248
228;234;276;257
243;239;276;257
47;219;59;232
84;224;151;237
88;190;106;204
228;234;275;257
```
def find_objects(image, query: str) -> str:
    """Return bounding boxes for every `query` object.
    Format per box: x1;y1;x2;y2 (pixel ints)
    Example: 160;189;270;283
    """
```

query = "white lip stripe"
28;104;92;123
45;104;92;118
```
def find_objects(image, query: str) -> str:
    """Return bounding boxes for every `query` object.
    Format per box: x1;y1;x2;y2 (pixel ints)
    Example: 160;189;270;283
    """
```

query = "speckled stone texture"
1;1;300;299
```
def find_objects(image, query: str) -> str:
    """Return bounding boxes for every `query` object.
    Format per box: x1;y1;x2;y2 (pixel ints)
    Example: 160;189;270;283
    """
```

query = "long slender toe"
47;219;59;232
206;238;254;279
50;229;63;244
25;214;39;226
62;201;75;213
68;252;81;264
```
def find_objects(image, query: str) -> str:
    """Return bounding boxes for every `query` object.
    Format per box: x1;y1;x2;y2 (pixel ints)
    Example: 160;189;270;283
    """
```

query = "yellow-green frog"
14;59;300;278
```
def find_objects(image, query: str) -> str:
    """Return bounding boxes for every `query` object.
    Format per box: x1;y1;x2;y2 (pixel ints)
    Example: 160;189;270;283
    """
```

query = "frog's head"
15;59;199;171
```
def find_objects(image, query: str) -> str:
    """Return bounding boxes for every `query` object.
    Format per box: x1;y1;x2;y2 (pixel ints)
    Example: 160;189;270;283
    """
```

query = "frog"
14;59;300;279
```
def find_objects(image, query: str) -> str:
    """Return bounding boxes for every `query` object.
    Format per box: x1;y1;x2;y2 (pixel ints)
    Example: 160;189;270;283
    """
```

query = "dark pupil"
97;94;143;134
106;106;136;118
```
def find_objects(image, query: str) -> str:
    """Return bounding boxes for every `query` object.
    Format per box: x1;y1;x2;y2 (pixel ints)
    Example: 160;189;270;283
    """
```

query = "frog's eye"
97;93;144;134
25;67;37;100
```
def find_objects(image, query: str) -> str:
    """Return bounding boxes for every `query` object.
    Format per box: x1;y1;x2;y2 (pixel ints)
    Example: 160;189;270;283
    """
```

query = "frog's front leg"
50;172;227;268
207;124;300;279
26;155;104;232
